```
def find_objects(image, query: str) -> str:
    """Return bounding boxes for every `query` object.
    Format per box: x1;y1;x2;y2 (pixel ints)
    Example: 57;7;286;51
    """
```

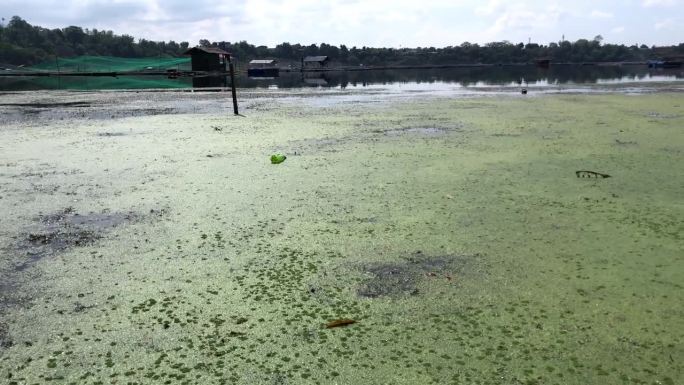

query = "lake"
0;64;682;91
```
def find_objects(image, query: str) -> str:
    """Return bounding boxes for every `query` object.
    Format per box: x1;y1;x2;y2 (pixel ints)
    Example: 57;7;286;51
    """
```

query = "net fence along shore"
29;56;191;73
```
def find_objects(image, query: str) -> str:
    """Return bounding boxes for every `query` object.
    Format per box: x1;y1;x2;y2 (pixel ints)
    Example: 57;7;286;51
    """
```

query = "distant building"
183;46;231;72
248;59;279;77
249;59;278;68
303;56;330;69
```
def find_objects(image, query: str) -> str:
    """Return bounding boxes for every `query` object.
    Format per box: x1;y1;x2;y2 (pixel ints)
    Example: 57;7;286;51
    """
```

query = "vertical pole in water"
56;55;61;89
228;56;238;115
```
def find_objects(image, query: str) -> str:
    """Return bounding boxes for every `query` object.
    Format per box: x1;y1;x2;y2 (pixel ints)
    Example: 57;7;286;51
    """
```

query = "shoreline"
0;61;656;78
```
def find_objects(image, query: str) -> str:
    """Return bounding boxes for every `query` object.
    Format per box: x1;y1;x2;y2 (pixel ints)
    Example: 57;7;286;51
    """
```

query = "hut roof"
249;59;277;65
183;46;231;56
303;56;329;63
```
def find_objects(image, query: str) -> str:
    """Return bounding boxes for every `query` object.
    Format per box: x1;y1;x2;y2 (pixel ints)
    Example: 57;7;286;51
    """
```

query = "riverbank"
0;61;656;78
0;90;682;384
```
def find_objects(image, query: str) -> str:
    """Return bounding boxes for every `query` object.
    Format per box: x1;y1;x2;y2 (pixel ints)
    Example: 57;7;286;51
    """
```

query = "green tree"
0;15;678;67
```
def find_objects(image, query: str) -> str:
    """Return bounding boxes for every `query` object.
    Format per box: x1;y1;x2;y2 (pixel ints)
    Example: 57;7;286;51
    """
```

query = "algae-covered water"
0;89;682;385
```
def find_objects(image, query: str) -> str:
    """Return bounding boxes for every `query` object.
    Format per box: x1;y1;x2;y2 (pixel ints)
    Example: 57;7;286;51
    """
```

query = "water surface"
0;65;682;91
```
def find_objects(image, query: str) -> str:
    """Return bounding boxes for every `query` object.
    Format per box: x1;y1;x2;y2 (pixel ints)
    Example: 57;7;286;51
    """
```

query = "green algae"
0;91;682;384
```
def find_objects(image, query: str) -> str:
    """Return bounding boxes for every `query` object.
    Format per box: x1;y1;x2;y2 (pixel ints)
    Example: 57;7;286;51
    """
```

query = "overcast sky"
1;0;682;47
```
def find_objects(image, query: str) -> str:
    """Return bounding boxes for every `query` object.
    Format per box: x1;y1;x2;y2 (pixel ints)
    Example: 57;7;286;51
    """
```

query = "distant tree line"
0;16;190;65
210;37;684;66
2;16;683;67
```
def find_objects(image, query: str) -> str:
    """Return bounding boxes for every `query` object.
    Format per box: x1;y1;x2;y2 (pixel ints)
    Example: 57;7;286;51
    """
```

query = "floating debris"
325;319;356;328
73;302;95;313
576;170;611;178
614;139;637;146
270;154;287;164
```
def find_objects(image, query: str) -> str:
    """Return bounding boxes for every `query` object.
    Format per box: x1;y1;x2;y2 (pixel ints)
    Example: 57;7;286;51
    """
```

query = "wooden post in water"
228;56;239;115
56;55;61;89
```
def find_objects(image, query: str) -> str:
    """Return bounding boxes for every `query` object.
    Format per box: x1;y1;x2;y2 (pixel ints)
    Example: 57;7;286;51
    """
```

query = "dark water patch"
614;139;638;146
645;112;681;119
382;127;449;137
0;274;32;311
23;229;99;258
281;136;353;155
357;252;480;298
2;105;178;124
0;101;91;108
310;138;344;147
15;168;83;179
660;146;681;155
72;301;95;313
286;125;460;156
357;262;420;298
376;122;464;137
86;107;175;120
14;208;138;271
0;206;169;312
0;321;12;351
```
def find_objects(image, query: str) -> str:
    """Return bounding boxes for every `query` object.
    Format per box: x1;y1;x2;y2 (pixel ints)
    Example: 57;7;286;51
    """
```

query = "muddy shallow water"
0;87;682;384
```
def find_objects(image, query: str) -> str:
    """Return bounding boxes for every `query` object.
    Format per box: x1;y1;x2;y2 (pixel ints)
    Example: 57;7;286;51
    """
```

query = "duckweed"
0;92;682;384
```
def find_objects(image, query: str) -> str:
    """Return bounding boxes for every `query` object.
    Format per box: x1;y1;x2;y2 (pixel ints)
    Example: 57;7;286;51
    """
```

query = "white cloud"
475;0;505;15
642;0;678;7
654;18;676;30
611;26;625;33
590;10;613;19
1;0;682;47
487;3;566;34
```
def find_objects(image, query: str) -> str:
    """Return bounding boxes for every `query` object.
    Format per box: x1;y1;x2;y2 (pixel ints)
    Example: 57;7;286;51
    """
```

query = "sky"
1;0;682;47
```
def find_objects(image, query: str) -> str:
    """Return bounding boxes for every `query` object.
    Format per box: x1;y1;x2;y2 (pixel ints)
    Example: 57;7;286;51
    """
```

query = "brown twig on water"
325;319;356;328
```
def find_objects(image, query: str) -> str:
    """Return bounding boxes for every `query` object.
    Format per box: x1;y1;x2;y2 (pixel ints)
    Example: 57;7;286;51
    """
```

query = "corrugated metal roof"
303;56;329;62
250;59;277;64
183;46;231;56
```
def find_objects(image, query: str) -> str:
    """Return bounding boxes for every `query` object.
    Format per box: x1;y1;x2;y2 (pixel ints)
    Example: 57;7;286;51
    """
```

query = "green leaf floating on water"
270;154;286;164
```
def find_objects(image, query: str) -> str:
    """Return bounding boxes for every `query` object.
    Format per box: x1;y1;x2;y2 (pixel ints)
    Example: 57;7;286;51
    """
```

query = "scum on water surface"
0;89;682;384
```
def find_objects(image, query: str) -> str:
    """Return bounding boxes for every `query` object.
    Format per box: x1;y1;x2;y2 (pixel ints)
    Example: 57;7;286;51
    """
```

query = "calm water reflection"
0;65;682;91
242;65;684;89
